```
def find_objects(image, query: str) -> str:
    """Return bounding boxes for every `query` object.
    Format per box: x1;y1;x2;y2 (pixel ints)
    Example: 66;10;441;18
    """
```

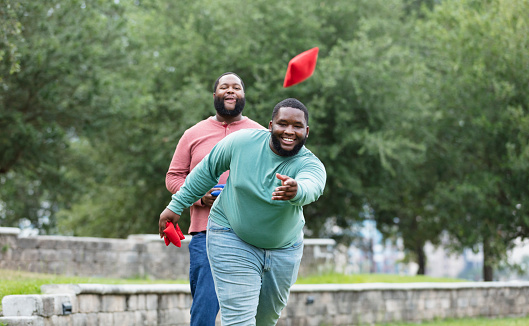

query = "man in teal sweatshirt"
159;98;326;325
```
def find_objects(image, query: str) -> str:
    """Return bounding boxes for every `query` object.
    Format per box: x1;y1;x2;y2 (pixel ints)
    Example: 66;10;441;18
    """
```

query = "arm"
164;134;233;215
166;134;191;194
166;132;220;207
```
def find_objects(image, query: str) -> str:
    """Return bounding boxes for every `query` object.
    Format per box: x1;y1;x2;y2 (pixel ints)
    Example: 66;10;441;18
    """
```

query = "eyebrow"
219;82;242;87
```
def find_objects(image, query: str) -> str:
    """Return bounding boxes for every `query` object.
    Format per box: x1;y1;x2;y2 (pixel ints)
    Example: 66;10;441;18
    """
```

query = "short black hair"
213;72;245;92
272;98;309;125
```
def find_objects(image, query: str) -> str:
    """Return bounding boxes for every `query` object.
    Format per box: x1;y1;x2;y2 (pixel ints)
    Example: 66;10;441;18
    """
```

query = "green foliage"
415;0;529;278
0;0;22;79
0;0;133;232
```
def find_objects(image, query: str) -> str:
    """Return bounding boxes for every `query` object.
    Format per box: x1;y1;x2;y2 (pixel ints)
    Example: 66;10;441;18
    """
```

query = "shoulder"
240;117;267;130
181;118;216;136
188;117;216;130
297;147;325;167
230;128;269;139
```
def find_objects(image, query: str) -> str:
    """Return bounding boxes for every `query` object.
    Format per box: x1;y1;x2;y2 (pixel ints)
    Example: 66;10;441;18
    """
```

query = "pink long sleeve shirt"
166;116;264;233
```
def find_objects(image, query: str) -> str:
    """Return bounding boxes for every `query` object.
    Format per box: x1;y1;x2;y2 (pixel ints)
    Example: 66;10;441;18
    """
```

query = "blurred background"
1;0;528;282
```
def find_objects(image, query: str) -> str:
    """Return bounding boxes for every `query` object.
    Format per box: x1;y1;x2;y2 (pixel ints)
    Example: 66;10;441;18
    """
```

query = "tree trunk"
483;239;494;281
416;244;426;275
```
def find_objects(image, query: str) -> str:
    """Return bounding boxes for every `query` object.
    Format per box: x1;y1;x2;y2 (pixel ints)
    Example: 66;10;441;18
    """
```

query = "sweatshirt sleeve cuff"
167;199;184;215
289;185;303;204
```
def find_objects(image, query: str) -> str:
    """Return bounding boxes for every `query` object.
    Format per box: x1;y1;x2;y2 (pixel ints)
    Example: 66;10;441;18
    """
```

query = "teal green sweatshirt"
167;128;326;249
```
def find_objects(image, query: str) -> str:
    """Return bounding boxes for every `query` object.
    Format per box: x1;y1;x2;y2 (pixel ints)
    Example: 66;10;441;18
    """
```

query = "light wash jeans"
188;232;220;325
206;219;303;326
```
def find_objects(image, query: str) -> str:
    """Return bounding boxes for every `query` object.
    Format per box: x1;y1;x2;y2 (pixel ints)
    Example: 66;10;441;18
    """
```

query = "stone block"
3;295;43;316
98;312;114;325
178;293;192;309
46;315;73;326
146;294;158;310
101;295;127;312
142;310;158;326
0;316;45;326
47;261;67;274
112;312;135;326
127;295;139;311
136;294;147;310
53;239;74;250
35;239;57;250
56;249;74;261
385;299;400;312
83;250;97;263
457;297;469;308
78;294;101;313
21;249;40;261
119;251;140;264
96;251;119;263
72;313;100;326
27;261;47;273
18;237;38;249
71;313;88;326
158;308;189;326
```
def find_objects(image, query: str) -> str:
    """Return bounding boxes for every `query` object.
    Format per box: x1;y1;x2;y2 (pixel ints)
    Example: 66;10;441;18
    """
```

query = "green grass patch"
296;272;464;284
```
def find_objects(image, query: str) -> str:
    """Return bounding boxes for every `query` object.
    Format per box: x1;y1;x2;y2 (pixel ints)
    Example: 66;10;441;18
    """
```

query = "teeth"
282;138;294;142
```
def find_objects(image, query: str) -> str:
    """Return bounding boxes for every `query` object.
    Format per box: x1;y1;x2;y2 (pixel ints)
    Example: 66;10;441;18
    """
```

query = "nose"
284;125;295;134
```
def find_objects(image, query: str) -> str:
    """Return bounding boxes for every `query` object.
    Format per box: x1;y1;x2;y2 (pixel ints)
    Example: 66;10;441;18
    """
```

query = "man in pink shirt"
166;72;264;325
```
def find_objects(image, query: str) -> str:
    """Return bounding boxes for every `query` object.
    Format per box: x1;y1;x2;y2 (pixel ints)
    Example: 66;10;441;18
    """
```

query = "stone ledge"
2;294;76;317
0;227;21;236
42;283;191;295
291;281;529;292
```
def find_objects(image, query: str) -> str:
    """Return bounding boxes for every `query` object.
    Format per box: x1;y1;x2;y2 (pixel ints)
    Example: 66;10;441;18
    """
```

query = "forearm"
289;164;326;206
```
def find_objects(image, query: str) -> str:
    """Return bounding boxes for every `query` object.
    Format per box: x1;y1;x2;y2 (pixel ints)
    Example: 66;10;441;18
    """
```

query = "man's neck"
214;114;244;124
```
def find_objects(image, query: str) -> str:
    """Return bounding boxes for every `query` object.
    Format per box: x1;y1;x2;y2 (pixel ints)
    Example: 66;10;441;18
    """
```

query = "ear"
306;126;309;138
268;120;273;131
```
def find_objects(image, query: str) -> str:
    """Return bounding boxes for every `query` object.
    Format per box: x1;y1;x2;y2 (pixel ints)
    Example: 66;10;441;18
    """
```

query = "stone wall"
0;227;335;280
2;282;529;326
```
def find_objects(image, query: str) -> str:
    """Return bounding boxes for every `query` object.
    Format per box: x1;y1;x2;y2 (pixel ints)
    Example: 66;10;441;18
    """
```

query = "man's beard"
214;96;245;117
270;131;307;157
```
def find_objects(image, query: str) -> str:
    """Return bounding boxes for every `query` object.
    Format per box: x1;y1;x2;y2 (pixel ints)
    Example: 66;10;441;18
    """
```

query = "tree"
417;0;529;280
0;0;134;232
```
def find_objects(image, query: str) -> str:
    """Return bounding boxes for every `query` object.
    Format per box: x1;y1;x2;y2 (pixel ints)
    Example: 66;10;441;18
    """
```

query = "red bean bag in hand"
164;221;185;247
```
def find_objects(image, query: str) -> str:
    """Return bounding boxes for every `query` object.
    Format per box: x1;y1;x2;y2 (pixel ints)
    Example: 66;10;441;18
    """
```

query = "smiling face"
269;107;309;157
213;74;245;117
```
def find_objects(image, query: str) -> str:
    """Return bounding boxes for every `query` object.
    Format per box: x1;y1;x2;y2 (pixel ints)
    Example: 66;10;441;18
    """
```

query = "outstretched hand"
272;173;298;201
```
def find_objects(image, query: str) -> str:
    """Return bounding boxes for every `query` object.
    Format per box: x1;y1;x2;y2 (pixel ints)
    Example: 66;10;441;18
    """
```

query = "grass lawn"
2;269;528;325
296;272;464;284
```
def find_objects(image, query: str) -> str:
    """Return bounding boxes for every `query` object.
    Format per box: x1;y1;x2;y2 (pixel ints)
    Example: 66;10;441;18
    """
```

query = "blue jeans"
189;232;220;325
206;219;303;326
